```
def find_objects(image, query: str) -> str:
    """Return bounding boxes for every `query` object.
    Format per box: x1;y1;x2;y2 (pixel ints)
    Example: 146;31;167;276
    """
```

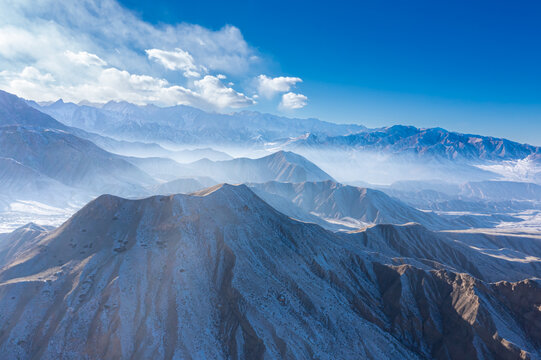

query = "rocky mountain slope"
0;184;539;359
460;181;541;201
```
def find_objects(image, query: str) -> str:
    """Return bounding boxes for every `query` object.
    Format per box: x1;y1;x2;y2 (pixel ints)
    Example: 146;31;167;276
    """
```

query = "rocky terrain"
0;184;539;359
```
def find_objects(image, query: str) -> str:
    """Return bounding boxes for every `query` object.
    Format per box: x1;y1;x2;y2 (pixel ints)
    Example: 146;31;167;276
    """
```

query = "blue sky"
0;0;540;144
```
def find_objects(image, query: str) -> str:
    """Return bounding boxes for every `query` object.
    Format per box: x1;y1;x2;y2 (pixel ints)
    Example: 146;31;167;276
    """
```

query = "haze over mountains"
2;88;540;231
1;89;541;359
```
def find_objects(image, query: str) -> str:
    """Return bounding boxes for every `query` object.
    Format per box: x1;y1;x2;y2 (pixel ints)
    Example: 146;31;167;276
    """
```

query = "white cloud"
0;0;261;109
193;75;255;108
257;74;302;98
0;0;259;75
280;92;308;110
0;0;307;112
15;66;54;82
0;65;254;110
0;66;56;101
65;50;107;67
145;48;201;78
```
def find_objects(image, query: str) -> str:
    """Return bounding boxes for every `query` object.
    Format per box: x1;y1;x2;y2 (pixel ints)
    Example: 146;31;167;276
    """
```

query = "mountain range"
1;88;541;359
31;98;541;167
31;99;367;145
286;125;541;162
0;91;155;197
0;91;336;220
25;91;541;186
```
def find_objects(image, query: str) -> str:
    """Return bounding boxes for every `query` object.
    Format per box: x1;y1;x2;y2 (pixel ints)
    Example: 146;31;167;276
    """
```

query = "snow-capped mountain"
26;92;541;185
33;97;541;165
0;184;538;359
31;99;367;145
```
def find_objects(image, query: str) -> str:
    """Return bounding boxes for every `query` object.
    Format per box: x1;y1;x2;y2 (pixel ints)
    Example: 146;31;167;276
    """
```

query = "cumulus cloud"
193;75;254;108
145;48;201;78
0;64;253;109
1;66;55;83
280;92;308;110
257;74;302;98
0;0;261;109
0;66;56;101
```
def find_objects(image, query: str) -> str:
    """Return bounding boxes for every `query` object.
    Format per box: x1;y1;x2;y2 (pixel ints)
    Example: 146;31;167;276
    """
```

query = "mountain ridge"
0;184;539;359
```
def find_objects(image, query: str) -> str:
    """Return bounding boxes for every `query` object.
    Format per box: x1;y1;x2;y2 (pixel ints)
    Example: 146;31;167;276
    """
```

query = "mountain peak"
191;183;251;197
267;149;295;158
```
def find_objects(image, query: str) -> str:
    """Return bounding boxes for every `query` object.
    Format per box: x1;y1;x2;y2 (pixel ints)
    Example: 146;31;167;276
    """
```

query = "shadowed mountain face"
0;185;539;359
